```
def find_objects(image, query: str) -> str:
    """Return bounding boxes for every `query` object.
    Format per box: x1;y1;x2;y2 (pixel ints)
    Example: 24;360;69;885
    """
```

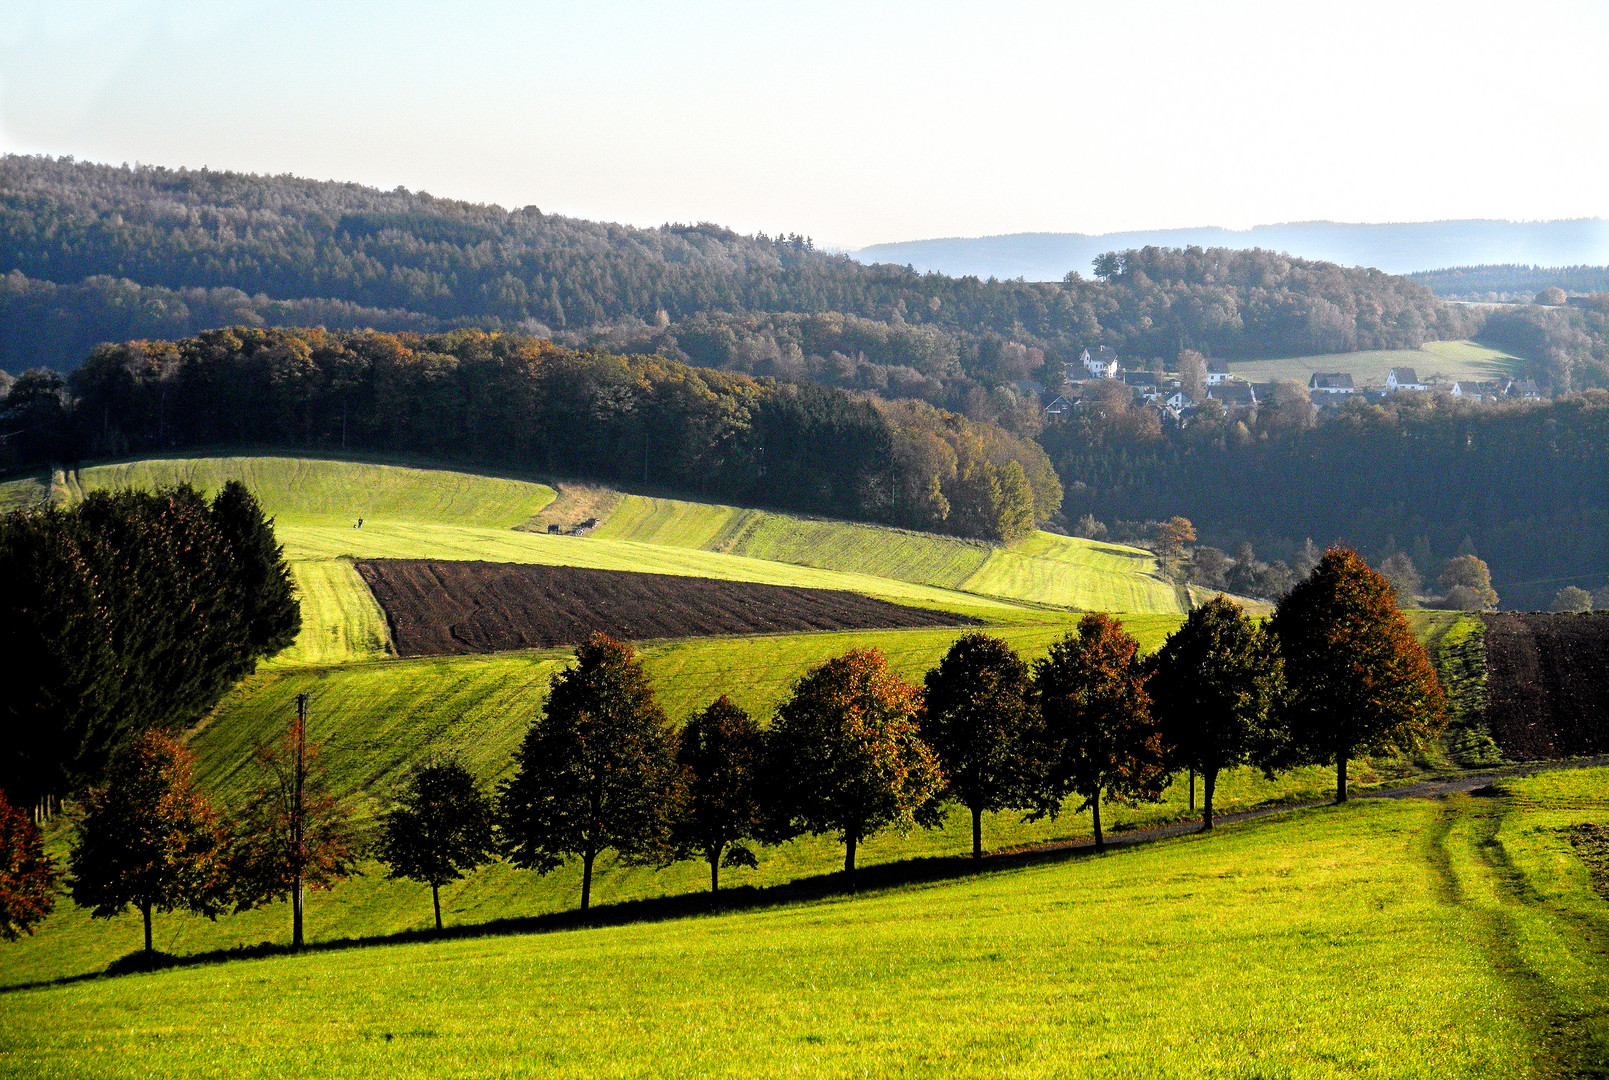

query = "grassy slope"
1225;340;1523;386
595;494;1182;613
9;769;1605;1078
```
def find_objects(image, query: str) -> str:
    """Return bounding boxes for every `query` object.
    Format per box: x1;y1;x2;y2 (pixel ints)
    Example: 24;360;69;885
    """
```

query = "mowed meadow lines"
14;781;1606;1079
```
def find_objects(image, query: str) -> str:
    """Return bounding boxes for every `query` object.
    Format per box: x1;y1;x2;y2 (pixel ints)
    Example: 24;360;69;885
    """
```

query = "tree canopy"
0;789;56;941
377;760;498;930
672;696;765;893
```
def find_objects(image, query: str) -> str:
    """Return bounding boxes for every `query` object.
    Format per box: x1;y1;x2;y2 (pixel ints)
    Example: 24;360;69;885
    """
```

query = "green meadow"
3;769;1604;1079
1224;339;1523;387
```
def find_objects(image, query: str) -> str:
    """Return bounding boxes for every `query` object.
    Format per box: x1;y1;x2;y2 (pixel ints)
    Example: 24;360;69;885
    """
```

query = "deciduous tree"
1148;597;1284;829
672;696;764;893
232;694;362;948
1439;555;1498;610
764;648;942;888
1030;614;1168;851
921;634;1039;858
68;731;230;958
1150;516;1196;565
499;634;681;912
0;789;56;941
1551;586;1593;613
377;760;497;930
1272;549;1448;802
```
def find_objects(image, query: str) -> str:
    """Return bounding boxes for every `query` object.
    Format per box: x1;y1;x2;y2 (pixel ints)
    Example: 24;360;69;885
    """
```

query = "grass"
1223;340;1523;387
8;770;1605;1078
595;493;1183;612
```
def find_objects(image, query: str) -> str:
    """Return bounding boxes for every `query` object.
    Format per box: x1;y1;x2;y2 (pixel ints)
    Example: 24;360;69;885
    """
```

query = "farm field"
1224;339;1523;387
4;768;1604;1078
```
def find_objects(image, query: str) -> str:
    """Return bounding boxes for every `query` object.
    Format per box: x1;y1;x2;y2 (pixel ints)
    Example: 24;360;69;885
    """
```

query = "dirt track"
355;559;980;656
1481;612;1609;759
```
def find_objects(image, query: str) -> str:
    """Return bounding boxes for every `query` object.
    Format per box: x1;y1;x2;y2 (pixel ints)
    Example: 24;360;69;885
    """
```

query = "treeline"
1044;388;1609;611
2;552;1445;951
1409;264;1609;301
5;156;1467;381
1476;299;1609;391
0;483;299;808
0;327;1059;542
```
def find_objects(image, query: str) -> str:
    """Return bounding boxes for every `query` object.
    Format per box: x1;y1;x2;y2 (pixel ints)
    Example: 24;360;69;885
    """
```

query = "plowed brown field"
354;559;981;656
1480;611;1609;759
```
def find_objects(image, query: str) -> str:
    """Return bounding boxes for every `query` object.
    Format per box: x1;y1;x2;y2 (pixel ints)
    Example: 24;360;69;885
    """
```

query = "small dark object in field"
355;560;979;656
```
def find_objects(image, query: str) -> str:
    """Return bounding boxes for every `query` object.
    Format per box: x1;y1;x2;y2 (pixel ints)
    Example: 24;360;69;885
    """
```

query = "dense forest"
3;156;1468;391
1045;388;1609;611
1409;264;1609;301
0;327;1058;544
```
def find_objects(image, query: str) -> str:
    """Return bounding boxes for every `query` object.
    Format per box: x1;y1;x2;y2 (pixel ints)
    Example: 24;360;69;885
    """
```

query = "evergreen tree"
377;761;498;930
763;648;942;889
921;633;1040;858
1030;614;1169;852
1148;597;1284;829
672;696;764;893
499;634;682;912
68;731;230;959
210;480;302;665
1271;549;1448;801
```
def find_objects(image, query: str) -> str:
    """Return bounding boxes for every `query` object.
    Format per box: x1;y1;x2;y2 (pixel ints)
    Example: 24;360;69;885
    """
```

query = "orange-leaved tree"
1030;613;1169;852
1271;548;1447;801
232;694;362;948
0;788;57;941
68;730;231;958
764;648;943;889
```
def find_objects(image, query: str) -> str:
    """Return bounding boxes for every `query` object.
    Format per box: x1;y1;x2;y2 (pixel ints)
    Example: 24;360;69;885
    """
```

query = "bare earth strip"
355;559;982;656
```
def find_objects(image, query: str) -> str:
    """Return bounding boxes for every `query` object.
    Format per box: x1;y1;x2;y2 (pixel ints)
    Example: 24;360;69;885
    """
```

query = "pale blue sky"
3;0;1606;248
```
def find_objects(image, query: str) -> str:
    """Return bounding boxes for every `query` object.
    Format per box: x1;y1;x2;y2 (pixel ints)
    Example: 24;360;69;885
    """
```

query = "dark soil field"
1480;612;1609;759
355;559;980;656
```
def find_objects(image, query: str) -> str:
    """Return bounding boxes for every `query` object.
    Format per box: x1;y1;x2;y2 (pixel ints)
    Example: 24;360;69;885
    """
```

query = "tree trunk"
292;875;304;949
581;849;595;911
844;833;857;892
971;805;983;860
710;845;721;894
1189;769;1196;811
1091;791;1104;853
1203;768;1217;830
142;902;153;956
432;882;442;931
1336;754;1348;804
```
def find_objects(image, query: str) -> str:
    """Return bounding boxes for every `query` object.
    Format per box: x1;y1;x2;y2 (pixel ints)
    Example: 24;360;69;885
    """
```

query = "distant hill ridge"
851;220;1609;281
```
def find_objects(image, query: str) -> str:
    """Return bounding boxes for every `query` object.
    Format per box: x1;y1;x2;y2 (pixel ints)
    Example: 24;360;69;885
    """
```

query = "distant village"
1036;346;1544;427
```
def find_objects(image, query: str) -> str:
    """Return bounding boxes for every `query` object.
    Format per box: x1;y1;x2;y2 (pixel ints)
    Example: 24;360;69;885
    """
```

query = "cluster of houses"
1040;347;1544;425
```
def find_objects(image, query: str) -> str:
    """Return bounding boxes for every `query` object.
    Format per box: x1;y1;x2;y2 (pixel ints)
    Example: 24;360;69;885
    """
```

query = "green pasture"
1224;339;1523;387
7;769;1605;1078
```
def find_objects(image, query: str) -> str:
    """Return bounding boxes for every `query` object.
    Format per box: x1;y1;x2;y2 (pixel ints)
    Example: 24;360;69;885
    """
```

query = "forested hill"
3;155;1467;393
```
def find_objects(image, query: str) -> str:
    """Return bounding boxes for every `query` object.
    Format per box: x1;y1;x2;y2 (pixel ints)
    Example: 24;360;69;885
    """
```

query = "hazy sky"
3;0;1606;248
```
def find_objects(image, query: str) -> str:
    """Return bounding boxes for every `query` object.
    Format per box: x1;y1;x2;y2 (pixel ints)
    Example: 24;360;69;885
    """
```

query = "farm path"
999;756;1609;864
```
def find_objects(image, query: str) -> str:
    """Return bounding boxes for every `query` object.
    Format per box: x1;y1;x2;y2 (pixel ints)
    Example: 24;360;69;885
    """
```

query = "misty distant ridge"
850;219;1609;281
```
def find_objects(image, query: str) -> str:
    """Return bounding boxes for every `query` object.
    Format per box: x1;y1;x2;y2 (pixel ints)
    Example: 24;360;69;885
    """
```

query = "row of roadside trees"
1;548;1445;952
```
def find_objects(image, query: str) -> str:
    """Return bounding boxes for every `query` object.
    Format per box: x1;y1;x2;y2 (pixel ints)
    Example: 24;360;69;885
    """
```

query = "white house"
1508;379;1544;400
1164;389;1194;410
1080;347;1119;379
1309;372;1355;394
1206;359;1232;386
1385;367;1426;392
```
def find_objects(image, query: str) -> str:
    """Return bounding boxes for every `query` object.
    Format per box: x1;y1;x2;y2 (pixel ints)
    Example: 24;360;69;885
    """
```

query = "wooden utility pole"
292;692;308;949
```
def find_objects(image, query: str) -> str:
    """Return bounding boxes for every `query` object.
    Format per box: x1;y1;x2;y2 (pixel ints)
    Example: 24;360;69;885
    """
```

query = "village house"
1450;379;1513;403
1508;379;1544;400
1385;367;1426;392
1309;372;1355;394
1164;389;1194;410
1079;346;1120;379
1206;382;1257;408
1121;370;1158;391
1205;359;1232;386
1043;394;1074;419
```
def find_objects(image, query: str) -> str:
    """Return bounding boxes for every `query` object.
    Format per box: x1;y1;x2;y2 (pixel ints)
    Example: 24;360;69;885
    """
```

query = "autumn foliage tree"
377;760;498;931
1148;597;1284;829
763;648;943;888
1438;555;1499;611
1030;614;1169;851
672;696;765;894
920;633;1040;858
232;695;362;948
68;731;231;958
0;789;56;941
499;634;682;912
1272;549;1448;801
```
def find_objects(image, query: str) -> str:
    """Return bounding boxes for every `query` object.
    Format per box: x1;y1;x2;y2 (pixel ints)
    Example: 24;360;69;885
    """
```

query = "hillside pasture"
1222;339;1522;387
9;770;1606;1078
